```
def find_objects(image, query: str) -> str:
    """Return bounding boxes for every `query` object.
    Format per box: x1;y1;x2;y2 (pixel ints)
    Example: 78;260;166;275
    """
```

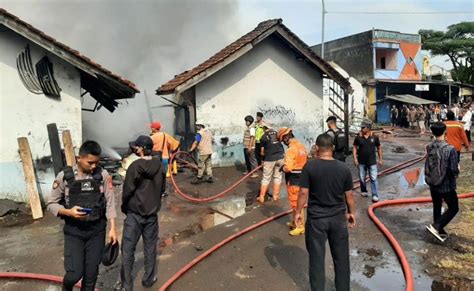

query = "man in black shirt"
353;119;383;202
295;133;356;291
118;135;166;291
325;116;346;162
257;123;285;203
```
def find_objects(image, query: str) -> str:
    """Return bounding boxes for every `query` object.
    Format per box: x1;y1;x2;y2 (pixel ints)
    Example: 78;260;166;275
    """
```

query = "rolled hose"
159;153;432;290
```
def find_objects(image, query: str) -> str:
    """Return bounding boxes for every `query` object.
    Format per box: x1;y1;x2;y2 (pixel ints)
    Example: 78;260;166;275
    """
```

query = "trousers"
305;214;350;291
63;221;106;291
430;189;459;231
358;164;378;196
120;212;159;291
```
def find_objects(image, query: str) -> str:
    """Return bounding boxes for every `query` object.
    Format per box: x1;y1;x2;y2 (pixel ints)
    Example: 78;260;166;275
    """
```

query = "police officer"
325;116;347;162
47;140;118;291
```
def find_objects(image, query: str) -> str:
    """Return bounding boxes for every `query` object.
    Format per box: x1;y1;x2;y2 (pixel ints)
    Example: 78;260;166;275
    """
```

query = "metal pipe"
321;0;326;59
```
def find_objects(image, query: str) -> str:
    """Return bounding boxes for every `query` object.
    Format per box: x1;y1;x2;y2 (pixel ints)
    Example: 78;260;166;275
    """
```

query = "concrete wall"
312;31;374;82
195;34;324;167
0;27;82;202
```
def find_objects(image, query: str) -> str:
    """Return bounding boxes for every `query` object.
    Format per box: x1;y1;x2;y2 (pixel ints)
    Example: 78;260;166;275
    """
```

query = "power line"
327;11;473;14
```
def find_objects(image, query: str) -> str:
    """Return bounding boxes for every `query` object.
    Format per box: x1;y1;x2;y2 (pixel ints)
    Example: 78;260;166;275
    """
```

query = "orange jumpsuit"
284;139;308;209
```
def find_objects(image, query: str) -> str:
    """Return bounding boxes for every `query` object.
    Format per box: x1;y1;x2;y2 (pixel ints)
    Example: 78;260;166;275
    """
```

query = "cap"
101;242;119;266
150;122;161;130
129;135;153;150
326;116;337;123
195;121;205;127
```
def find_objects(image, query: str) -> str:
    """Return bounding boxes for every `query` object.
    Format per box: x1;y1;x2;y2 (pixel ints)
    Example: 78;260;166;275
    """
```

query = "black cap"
101;242;119;266
326;116;337;123
129;135;153;150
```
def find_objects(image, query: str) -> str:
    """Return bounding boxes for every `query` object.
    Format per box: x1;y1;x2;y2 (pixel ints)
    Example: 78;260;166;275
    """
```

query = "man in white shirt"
461;107;472;143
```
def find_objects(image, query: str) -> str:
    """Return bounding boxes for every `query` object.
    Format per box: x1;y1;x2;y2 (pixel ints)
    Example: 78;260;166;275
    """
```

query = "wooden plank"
47;123;64;176
17;137;44;219
62;130;76;167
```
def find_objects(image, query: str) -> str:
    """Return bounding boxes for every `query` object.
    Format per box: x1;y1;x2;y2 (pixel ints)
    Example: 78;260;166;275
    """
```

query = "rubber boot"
272;183;281;201
289;210;305;236
173;160;178;175
257;184;269;203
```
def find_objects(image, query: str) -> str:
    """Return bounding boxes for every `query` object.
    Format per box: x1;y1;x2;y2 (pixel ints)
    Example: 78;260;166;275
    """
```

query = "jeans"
358;164;378;196
120;212;159;291
430;189;459;232
306;214;350;291
162;158;169;175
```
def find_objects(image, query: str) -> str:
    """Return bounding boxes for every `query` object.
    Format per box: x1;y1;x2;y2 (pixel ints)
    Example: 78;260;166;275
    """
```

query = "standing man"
243;115;259;178
150;121;170;171
390;105;398;128
119;135;165;290
295;133;356;291
278;127;308;236
47;140;118;291
444;110;470;162
257;123;284;203
417;105;426;134
189;121;214;184
353;119;383;202
461;106;472;143
401;105;409;128
425;122;459;242
325;116;347;162
255;112;265;167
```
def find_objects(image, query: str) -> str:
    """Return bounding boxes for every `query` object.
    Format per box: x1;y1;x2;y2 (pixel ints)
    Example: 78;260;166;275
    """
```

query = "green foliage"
419;22;474;84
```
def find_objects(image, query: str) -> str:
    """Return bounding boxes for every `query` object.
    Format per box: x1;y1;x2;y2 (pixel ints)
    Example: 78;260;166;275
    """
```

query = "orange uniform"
151;132;180;159
444;121;469;152
284;139;308;209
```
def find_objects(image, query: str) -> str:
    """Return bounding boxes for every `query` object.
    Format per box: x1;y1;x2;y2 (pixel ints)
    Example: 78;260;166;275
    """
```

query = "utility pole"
321;0;326;59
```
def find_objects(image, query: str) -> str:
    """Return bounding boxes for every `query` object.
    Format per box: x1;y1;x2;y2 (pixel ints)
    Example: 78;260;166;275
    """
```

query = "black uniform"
326;128;346;162
120;157;166;290
47;166;116;291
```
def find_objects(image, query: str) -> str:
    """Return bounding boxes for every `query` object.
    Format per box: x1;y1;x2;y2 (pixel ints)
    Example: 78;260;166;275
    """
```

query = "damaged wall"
0;27;82;202
194;34;324;167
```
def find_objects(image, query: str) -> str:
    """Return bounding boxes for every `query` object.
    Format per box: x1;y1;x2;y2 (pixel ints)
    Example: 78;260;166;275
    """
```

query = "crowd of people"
390;102;473;138
45;104;471;291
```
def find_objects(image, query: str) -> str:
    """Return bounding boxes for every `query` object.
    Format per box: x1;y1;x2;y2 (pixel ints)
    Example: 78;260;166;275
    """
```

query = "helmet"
195;121;205;127
277;127;292;141
101;242;119;266
150;121;161;130
244;115;254;124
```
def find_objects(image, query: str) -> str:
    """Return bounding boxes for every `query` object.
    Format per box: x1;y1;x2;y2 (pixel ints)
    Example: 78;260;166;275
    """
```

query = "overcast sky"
1;0;472;147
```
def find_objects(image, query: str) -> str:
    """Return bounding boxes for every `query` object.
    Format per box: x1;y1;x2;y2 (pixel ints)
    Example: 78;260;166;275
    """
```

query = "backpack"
424;142;449;186
328;128;346;153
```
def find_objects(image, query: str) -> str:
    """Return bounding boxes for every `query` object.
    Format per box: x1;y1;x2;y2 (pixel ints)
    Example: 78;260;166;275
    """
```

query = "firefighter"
47;140;118;291
277;127;308;236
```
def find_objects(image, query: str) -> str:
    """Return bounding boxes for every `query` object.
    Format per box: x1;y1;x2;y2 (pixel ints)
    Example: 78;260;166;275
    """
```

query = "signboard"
415;84;429;91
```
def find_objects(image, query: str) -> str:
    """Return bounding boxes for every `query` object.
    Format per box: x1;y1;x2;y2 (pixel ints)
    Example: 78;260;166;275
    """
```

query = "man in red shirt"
444;111;469;161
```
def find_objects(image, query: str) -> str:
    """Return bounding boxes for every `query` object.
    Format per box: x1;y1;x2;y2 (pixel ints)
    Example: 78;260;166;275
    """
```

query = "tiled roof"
0;8;139;93
157;19;352;95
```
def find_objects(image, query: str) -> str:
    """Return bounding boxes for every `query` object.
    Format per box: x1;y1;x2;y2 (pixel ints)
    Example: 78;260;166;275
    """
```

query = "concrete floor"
1;129;472;290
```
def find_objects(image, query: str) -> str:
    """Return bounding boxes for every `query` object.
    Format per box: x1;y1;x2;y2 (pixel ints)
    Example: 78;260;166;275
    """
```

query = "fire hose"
160;152;473;291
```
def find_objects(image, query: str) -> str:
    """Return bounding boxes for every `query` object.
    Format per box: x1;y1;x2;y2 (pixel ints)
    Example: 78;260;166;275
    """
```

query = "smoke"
0;0;242;147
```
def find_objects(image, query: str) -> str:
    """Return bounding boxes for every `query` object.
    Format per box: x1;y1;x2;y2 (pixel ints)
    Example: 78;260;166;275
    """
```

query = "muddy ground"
0;128;473;290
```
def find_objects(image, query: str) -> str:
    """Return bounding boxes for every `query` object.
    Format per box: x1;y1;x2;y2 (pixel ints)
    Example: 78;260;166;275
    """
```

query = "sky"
1;0;472;147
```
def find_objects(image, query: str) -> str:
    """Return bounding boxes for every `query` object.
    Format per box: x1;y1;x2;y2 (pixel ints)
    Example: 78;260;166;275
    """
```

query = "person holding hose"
278;127;307;236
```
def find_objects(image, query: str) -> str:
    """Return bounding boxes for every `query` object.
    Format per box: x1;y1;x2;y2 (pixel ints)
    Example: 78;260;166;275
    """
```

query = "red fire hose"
0;272;85;289
159;153;434;291
169;151;263;203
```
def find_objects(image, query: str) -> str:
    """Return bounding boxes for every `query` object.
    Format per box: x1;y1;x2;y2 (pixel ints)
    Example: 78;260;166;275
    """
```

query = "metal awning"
372;94;439;105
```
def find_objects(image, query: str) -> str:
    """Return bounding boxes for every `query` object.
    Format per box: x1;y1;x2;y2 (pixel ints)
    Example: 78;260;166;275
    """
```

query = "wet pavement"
1;129;473;290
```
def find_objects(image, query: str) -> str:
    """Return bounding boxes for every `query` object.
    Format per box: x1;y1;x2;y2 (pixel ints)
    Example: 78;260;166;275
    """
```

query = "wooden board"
62;130;76;166
17;137;43;219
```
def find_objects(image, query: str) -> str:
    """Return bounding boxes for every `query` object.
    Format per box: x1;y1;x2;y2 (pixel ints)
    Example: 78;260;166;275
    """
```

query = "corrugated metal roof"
374;94;439;105
156;19;353;95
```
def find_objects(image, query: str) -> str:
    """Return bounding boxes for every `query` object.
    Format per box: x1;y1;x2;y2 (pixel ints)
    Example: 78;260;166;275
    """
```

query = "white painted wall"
195;34;324;167
0;27;81;202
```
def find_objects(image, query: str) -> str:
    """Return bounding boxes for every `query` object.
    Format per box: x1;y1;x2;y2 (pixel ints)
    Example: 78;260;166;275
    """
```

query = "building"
157;19;352;167
312;29;466;123
0;9;139;202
